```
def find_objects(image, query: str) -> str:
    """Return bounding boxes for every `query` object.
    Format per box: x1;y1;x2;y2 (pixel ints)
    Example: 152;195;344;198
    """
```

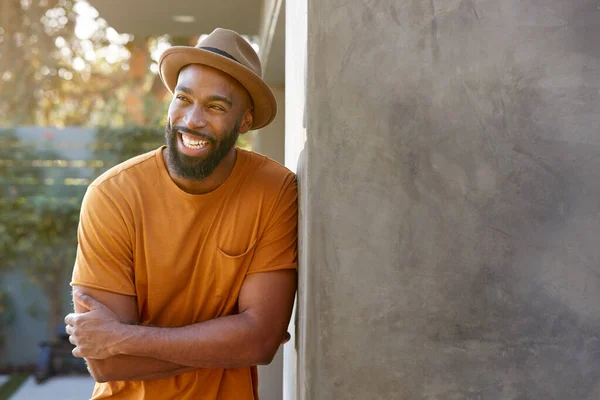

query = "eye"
175;94;189;102
209;104;226;112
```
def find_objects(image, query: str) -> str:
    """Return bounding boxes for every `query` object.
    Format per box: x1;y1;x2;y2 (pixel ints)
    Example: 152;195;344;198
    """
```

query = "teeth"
181;133;209;149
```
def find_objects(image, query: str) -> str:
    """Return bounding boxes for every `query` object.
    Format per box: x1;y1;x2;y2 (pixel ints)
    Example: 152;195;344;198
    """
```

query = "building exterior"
4;0;600;398
289;0;600;399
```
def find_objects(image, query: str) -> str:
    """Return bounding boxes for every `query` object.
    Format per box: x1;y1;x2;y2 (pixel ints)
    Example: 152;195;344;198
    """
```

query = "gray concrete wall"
300;0;600;399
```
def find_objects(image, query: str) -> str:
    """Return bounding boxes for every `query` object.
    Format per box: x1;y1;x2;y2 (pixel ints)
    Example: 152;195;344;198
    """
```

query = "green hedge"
0;126;166;338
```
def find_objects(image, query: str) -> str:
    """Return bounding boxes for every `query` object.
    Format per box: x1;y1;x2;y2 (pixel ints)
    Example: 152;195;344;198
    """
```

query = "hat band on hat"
200;47;241;64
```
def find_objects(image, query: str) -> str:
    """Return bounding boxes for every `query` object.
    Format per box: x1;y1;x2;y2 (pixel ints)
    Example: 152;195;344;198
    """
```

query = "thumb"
74;290;102;310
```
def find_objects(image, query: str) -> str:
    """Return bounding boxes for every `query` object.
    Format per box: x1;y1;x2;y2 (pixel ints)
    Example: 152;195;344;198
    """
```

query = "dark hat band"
200;47;241;64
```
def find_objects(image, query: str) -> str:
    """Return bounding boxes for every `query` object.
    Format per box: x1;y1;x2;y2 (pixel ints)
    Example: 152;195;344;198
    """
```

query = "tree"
0;129;84;338
0;0;135;127
11;196;80;338
0;129;47;263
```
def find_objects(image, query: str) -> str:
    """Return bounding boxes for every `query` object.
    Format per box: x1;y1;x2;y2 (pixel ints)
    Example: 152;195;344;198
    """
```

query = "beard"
165;120;241;181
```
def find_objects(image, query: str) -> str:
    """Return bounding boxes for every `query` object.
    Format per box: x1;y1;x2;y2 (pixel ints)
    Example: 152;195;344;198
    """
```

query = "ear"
238;107;254;134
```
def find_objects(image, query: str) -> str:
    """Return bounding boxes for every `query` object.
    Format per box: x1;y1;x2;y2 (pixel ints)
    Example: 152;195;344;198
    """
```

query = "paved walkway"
10;375;95;400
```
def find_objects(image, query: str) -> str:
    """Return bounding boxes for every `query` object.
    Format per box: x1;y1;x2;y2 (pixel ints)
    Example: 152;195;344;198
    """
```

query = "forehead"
176;64;242;96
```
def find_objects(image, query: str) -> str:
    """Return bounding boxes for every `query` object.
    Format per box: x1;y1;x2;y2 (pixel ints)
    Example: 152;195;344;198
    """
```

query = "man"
64;28;297;400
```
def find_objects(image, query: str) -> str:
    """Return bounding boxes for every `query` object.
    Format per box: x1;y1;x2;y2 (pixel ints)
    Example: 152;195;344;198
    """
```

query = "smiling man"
64;28;297;400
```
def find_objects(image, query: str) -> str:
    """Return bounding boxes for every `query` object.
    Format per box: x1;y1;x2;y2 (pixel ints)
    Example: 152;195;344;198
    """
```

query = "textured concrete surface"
301;0;600;399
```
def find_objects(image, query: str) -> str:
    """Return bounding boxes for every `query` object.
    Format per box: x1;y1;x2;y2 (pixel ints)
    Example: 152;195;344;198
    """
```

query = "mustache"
170;125;215;142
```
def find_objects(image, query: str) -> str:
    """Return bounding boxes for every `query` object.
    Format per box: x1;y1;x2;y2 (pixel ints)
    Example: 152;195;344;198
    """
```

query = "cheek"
167;101;185;123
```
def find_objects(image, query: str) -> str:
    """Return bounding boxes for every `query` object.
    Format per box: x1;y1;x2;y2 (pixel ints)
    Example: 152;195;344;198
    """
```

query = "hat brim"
158;47;277;130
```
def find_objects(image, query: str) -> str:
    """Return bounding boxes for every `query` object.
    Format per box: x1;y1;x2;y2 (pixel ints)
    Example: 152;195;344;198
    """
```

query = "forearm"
115;312;279;369
87;354;195;383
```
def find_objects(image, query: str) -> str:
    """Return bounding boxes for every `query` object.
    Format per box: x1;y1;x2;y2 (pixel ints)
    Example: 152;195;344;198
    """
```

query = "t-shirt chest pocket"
209;196;263;300
212;237;258;299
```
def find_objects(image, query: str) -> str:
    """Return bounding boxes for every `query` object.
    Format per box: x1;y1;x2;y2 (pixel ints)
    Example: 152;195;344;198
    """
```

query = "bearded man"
64;28;297;400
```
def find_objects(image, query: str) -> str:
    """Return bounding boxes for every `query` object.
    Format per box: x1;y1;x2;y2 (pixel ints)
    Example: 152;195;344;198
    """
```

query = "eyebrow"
207;95;233;108
174;85;193;95
174;86;233;108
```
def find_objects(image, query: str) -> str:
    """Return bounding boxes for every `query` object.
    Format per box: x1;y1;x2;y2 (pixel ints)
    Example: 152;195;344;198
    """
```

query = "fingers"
66;325;81;357
64;313;78;326
67;327;84;359
73;290;103;310
64;312;87;326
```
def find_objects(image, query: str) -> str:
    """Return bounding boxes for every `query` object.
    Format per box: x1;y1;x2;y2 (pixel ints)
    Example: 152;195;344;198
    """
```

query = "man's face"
165;64;252;181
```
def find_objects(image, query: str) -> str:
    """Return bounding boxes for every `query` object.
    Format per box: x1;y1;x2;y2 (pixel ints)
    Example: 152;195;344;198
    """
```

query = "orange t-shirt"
71;147;298;400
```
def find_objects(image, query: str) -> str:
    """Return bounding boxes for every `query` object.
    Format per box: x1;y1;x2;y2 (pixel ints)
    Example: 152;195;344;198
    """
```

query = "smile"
180;132;210;149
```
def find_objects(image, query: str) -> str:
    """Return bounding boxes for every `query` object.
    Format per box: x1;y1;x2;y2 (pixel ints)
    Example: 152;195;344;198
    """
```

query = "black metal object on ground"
35;326;87;384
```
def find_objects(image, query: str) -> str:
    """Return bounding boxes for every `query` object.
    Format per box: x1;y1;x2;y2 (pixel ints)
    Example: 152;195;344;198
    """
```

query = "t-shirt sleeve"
71;184;136;296
246;174;298;275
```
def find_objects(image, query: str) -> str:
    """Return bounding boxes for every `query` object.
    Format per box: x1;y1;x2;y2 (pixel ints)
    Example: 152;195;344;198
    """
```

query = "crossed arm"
66;269;296;383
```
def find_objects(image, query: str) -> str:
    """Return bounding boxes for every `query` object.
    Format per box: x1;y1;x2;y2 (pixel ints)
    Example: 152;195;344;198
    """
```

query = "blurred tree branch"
0;0;170;128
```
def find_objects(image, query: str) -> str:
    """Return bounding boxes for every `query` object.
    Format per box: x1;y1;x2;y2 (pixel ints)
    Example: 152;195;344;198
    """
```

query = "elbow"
93;375;110;384
86;359;112;383
254;338;281;366
256;353;275;366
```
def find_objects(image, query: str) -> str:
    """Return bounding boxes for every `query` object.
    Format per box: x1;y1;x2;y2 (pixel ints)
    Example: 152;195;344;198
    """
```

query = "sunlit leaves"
0;0;135;127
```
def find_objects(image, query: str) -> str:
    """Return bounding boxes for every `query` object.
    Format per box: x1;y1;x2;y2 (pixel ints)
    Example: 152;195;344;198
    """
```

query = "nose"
182;105;207;131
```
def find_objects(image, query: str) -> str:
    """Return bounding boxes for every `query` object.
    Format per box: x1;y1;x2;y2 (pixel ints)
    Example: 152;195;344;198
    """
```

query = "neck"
162;147;238;195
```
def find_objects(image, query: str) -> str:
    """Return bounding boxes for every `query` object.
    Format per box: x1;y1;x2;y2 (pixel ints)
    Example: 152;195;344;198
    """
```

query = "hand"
64;290;127;360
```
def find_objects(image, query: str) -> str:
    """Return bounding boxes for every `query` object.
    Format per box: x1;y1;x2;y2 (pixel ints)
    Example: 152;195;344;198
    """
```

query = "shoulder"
239;149;296;189
82;148;161;214
237;150;297;215
91;148;161;193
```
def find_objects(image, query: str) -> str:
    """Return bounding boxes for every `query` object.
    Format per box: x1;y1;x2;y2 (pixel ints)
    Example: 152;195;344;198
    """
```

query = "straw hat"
158;28;277;130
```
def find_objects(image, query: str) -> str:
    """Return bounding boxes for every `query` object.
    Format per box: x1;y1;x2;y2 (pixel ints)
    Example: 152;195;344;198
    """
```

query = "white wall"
283;0;307;399
253;85;285;164
254;83;286;400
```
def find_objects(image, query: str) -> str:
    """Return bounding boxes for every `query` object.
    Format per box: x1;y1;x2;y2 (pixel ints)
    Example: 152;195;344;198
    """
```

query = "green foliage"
15;196;80;318
0;125;162;335
0;194;80;335
0;0;129;127
0;0;167;128
94;125;165;164
11;196;80;269
0;291;14;348
0;129;46;264
0;129;83;335
0;129;45;192
0;291;13;322
0;374;29;398
0;128;84;264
